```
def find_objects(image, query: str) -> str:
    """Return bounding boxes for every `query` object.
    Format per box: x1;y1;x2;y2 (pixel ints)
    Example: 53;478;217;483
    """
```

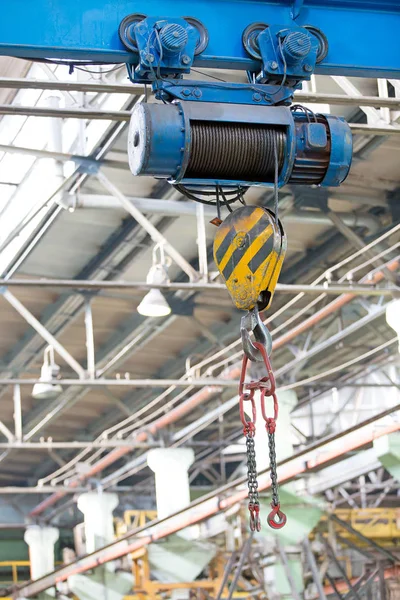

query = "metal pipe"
294;91;400;109
96;171;199;281
65;193;381;233
324;567;398;596
302;538;328;600
327;210;396;281
0;143;128;170
227;531;254;600
0;486;150;494
0;278;227;290
277;542;302;600
18;420;399;597
0;377;238;387
0;278;396;296
28;383;222;517
0;77;144;94
0;289;86;379
271;257;399;351
0;486;96;494
196;202;208;280
215;550;237;600
13;385;22;442
0;441;158;450
321;538;361;600
349;123;400;135
0;105;132;120
0;440;218;451
0;102;397;136
0;421;14;443
27;257;399;518
84;300;95;379
0;79;398;109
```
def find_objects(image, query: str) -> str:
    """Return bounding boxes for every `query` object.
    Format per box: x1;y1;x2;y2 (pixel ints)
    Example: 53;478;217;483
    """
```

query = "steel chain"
244;427;261;531
267;429;279;507
239;340;287;530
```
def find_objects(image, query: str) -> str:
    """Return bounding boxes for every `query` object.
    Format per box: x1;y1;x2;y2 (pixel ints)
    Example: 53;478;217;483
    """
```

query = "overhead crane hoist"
2;0;399;531
122;9;353;530
121;10;352;530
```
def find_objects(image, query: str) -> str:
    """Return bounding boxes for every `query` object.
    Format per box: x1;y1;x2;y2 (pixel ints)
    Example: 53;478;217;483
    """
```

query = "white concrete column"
77;492;118;554
147;449;196;600
24;525;59;581
147;448;195;519
245;389;297;471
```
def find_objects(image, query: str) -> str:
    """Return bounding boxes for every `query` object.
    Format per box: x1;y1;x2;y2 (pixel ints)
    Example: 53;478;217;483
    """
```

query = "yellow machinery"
328;508;400;546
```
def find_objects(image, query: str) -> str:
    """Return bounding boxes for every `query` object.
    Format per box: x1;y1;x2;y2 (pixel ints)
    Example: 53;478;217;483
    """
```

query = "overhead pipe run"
0;78;399;110
0;278;396;296
27;257;400;519
16;419;400;598
0;377;238;388
65;193;381;233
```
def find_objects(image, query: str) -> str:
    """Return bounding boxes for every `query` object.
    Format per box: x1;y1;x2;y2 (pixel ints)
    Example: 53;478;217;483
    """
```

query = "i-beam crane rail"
0;1;399;79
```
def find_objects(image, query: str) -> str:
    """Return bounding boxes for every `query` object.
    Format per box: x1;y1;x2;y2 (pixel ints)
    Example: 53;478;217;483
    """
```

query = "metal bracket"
153;79;295;106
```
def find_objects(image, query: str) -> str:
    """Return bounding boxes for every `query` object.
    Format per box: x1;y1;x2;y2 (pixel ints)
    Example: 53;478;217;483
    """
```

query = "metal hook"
240;305;272;362
267;503;287;530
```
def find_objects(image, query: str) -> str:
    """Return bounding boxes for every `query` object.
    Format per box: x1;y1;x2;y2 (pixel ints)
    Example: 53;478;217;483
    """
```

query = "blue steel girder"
1;1;400;79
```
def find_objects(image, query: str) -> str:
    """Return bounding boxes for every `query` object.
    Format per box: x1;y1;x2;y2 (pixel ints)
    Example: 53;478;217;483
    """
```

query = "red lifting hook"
267;503;287;529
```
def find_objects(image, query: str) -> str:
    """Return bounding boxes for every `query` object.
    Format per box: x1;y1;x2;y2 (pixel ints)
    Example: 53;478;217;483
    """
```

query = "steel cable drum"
186;121;286;182
128;101;352;188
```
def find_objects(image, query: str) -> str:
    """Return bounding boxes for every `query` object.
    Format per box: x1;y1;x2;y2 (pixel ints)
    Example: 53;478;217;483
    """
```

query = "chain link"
244;426;261;531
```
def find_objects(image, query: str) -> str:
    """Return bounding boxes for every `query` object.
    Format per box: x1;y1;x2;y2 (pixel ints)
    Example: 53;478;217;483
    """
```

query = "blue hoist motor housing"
128;101;352;188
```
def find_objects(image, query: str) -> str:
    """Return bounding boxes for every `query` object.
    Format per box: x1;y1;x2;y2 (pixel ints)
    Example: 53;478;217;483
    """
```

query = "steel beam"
0;104;131;120
97;172;199;281
0;143;129;170
0;102;398;135
0;278;396;297
0;421;14;443
302;538;328;600
295;91;400;109
0;377;238;387
0;289;86;379
13;385;22;443
275;303;389;379
0;76;396;113
0;1;399;78
84;299;95;378
321;538;361;600
277;542;302;600
0;485;147;494
326;211;397;283
64;195;382;233
332;76;382;124
0;441;212;450
0;77;143;94
349;123;400;135
330;515;399;564
325;573;344;600
0;77;399;108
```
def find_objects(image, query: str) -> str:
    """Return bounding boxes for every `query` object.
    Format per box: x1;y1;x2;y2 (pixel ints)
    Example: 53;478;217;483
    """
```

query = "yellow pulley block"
213;205;287;311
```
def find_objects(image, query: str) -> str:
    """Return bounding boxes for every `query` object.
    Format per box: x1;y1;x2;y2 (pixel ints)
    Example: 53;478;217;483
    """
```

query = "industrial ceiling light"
137;245;172;318
386;300;400;353
32;346;63;400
